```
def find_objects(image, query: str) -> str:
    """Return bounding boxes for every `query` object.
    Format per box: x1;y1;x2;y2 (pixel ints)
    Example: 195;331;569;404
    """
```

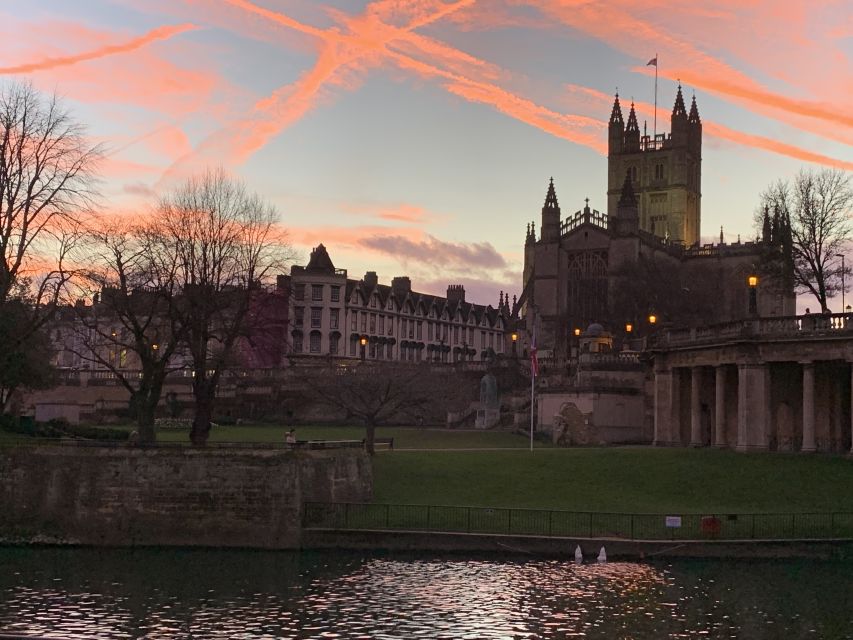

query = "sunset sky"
3;0;851;305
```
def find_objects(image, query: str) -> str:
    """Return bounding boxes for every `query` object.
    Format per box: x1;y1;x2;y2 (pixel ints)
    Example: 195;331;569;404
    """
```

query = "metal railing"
303;502;853;541
0;438;368;451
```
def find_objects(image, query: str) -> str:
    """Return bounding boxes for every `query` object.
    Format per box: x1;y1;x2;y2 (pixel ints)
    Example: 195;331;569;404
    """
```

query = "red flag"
647;57;657;66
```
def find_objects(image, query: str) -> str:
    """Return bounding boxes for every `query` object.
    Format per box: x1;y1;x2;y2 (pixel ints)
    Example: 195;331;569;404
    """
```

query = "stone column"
654;367;673;446
802;362;816;453
690;367;703;446
737;363;769;452
714;366;727;447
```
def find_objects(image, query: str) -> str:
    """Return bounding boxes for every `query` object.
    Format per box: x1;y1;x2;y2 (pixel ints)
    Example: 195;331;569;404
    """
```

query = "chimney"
391;276;411;295
364;271;378;288
446;284;466;304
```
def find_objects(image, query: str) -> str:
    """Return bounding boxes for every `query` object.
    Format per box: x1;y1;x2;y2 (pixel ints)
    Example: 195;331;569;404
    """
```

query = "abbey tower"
606;86;702;245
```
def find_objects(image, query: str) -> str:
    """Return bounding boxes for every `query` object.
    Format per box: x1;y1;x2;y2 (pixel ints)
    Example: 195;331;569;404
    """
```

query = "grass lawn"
372;447;853;514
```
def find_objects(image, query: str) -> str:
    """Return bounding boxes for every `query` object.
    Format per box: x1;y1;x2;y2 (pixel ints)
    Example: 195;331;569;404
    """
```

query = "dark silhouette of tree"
303;362;455;454
758;169;852;312
609;254;719;329
151;169;292;445
66;221;183;442
0;300;56;413
0;82;100;406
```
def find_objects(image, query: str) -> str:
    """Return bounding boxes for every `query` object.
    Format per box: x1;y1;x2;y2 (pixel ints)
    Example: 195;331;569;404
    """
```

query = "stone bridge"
650;313;853;453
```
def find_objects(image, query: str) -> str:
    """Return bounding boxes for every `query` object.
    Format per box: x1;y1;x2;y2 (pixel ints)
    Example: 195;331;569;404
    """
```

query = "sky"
2;0;851;307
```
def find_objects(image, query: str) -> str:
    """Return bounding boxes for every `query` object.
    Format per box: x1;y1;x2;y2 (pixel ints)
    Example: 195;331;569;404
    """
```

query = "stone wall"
538;390;647;444
0;445;372;549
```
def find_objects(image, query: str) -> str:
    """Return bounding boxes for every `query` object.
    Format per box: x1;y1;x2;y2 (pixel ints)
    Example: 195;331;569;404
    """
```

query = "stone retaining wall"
0;445;372;549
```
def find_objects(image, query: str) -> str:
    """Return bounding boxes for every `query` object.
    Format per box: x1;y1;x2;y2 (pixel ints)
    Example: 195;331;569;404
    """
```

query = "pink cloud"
521;0;852;144
566;85;853;171
0;23;198;74
359;234;508;270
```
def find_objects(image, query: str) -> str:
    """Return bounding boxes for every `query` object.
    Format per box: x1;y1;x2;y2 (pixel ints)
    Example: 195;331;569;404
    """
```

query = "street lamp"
511;331;518;358
748;274;758;315
648;314;657;325
625;323;633;333
837;253;846;312
359;335;367;361
573;328;581;336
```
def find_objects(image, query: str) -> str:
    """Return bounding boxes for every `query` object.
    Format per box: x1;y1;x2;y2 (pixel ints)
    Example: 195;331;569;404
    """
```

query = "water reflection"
0;547;851;639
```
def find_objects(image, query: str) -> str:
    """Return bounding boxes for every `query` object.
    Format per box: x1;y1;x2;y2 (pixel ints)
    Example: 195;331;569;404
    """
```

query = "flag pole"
653;52;658;140
529;326;535;452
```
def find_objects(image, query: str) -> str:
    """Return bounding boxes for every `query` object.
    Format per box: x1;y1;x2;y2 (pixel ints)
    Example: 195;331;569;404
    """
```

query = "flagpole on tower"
650;53;658;140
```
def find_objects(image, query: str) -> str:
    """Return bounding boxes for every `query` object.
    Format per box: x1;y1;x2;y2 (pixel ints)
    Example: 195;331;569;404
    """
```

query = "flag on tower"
647;57;657;66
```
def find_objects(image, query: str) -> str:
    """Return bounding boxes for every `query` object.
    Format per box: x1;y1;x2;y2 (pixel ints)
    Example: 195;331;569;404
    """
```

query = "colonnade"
654;361;853;453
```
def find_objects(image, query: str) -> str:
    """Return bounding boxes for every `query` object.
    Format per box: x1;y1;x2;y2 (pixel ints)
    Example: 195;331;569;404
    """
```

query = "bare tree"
152;169;291;445
759;169;853;312
0;82;100;415
67;221;183;442
0;81;100;309
303;361;458;454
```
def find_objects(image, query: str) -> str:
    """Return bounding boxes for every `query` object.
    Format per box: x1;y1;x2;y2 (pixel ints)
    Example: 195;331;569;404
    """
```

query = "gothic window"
567;251;608;329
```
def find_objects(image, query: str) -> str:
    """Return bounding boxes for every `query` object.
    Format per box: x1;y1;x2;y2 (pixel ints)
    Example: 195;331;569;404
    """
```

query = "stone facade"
283;244;512;363
651;314;853;453
0;445;372;548
519;91;795;358
606;87;702;245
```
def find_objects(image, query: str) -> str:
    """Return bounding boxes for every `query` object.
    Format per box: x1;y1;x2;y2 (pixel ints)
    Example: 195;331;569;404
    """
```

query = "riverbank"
302;528;853;560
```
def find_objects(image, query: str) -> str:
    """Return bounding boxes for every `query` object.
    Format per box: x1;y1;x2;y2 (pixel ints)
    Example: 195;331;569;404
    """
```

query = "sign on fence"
665;516;682;528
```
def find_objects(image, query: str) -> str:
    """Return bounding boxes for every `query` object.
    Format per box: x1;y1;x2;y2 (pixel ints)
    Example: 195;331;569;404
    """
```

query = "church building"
520;88;795;358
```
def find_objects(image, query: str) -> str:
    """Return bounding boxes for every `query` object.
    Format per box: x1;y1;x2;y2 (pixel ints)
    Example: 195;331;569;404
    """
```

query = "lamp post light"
511;331;518;358
625;323;633;334
837;253;846;312
647;314;657;326
573;328;581;337
359;335;367;361
747;274;759;316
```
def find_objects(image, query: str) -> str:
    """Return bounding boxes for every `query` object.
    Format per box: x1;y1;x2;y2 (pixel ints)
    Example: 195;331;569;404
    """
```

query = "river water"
0;547;851;639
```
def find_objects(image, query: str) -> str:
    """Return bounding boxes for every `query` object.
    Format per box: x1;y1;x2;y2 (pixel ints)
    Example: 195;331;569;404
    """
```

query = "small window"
378;315;385;334
330;286;340;302
309;331;321;353
351;311;358;331
312;285;323;301
370;313;376;333
294;307;304;328
361;314;367;332
417;321;423;340
330;309;339;330
349;336;357;356
329;333;339;355
310;307;322;328
293;335;303;353
294;284;305;301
